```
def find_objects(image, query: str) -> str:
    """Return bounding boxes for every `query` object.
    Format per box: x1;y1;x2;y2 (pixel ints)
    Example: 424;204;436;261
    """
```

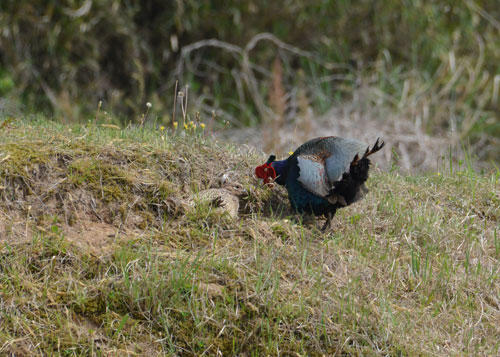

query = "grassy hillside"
0;117;499;355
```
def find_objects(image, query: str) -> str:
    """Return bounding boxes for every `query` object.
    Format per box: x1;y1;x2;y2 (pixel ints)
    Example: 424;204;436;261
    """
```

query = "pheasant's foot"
320;211;333;232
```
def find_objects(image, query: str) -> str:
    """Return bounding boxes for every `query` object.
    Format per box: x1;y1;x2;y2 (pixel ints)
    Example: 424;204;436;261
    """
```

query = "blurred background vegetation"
0;0;498;164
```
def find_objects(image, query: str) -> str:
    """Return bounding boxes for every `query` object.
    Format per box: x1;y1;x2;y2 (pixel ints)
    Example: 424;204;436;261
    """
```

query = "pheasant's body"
255;136;384;230
192;188;240;219
185;180;245;220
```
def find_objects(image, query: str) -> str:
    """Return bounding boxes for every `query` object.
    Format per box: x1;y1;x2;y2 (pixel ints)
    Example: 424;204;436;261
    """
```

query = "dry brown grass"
0;117;499;355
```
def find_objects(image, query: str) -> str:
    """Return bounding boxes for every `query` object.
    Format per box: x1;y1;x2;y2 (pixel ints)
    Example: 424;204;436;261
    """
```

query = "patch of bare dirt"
62;218;121;253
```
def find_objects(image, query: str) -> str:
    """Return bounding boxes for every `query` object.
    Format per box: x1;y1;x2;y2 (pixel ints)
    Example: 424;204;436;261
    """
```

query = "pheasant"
255;136;384;230
186;174;246;219
191;184;243;219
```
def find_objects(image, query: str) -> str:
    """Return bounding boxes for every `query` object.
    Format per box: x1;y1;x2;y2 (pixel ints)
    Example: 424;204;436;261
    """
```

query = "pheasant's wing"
296;155;331;197
293;137;368;184
324;138;368;183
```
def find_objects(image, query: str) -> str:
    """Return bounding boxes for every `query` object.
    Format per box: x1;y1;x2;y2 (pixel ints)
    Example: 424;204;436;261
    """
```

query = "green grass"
0;117;499;355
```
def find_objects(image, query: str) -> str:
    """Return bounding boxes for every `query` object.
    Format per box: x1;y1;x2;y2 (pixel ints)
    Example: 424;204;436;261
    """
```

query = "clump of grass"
93;100;102;124
0;116;499;355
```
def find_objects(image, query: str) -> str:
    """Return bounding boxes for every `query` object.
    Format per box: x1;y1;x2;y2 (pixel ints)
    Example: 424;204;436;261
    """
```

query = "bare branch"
243;32;350;71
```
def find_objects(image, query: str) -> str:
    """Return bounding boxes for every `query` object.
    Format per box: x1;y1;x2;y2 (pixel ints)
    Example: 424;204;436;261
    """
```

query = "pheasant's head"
255;155;276;186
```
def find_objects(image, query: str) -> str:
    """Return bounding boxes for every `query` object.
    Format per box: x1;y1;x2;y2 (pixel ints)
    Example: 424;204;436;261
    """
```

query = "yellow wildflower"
173;121;178;129
200;123;206;129
183;123;188;130
160;126;165;131
288;151;294;155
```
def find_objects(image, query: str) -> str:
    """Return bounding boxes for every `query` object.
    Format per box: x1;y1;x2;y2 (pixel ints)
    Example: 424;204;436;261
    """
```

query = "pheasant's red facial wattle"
255;163;276;185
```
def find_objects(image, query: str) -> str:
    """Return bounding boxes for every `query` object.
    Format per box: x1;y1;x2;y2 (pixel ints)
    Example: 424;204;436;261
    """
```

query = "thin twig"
94;100;102;125
466;0;500;31
172;80;178;129
244;33;349;71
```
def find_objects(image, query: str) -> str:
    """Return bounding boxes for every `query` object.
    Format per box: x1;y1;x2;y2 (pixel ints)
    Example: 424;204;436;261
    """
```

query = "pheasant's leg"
300;212;315;226
321;211;333;232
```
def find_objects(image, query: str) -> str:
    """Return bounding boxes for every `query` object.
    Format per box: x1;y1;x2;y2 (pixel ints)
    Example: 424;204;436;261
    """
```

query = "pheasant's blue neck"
271;159;288;185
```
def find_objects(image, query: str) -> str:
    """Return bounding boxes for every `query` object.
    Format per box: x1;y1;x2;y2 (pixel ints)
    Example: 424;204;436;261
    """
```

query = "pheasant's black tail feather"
351;138;385;166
